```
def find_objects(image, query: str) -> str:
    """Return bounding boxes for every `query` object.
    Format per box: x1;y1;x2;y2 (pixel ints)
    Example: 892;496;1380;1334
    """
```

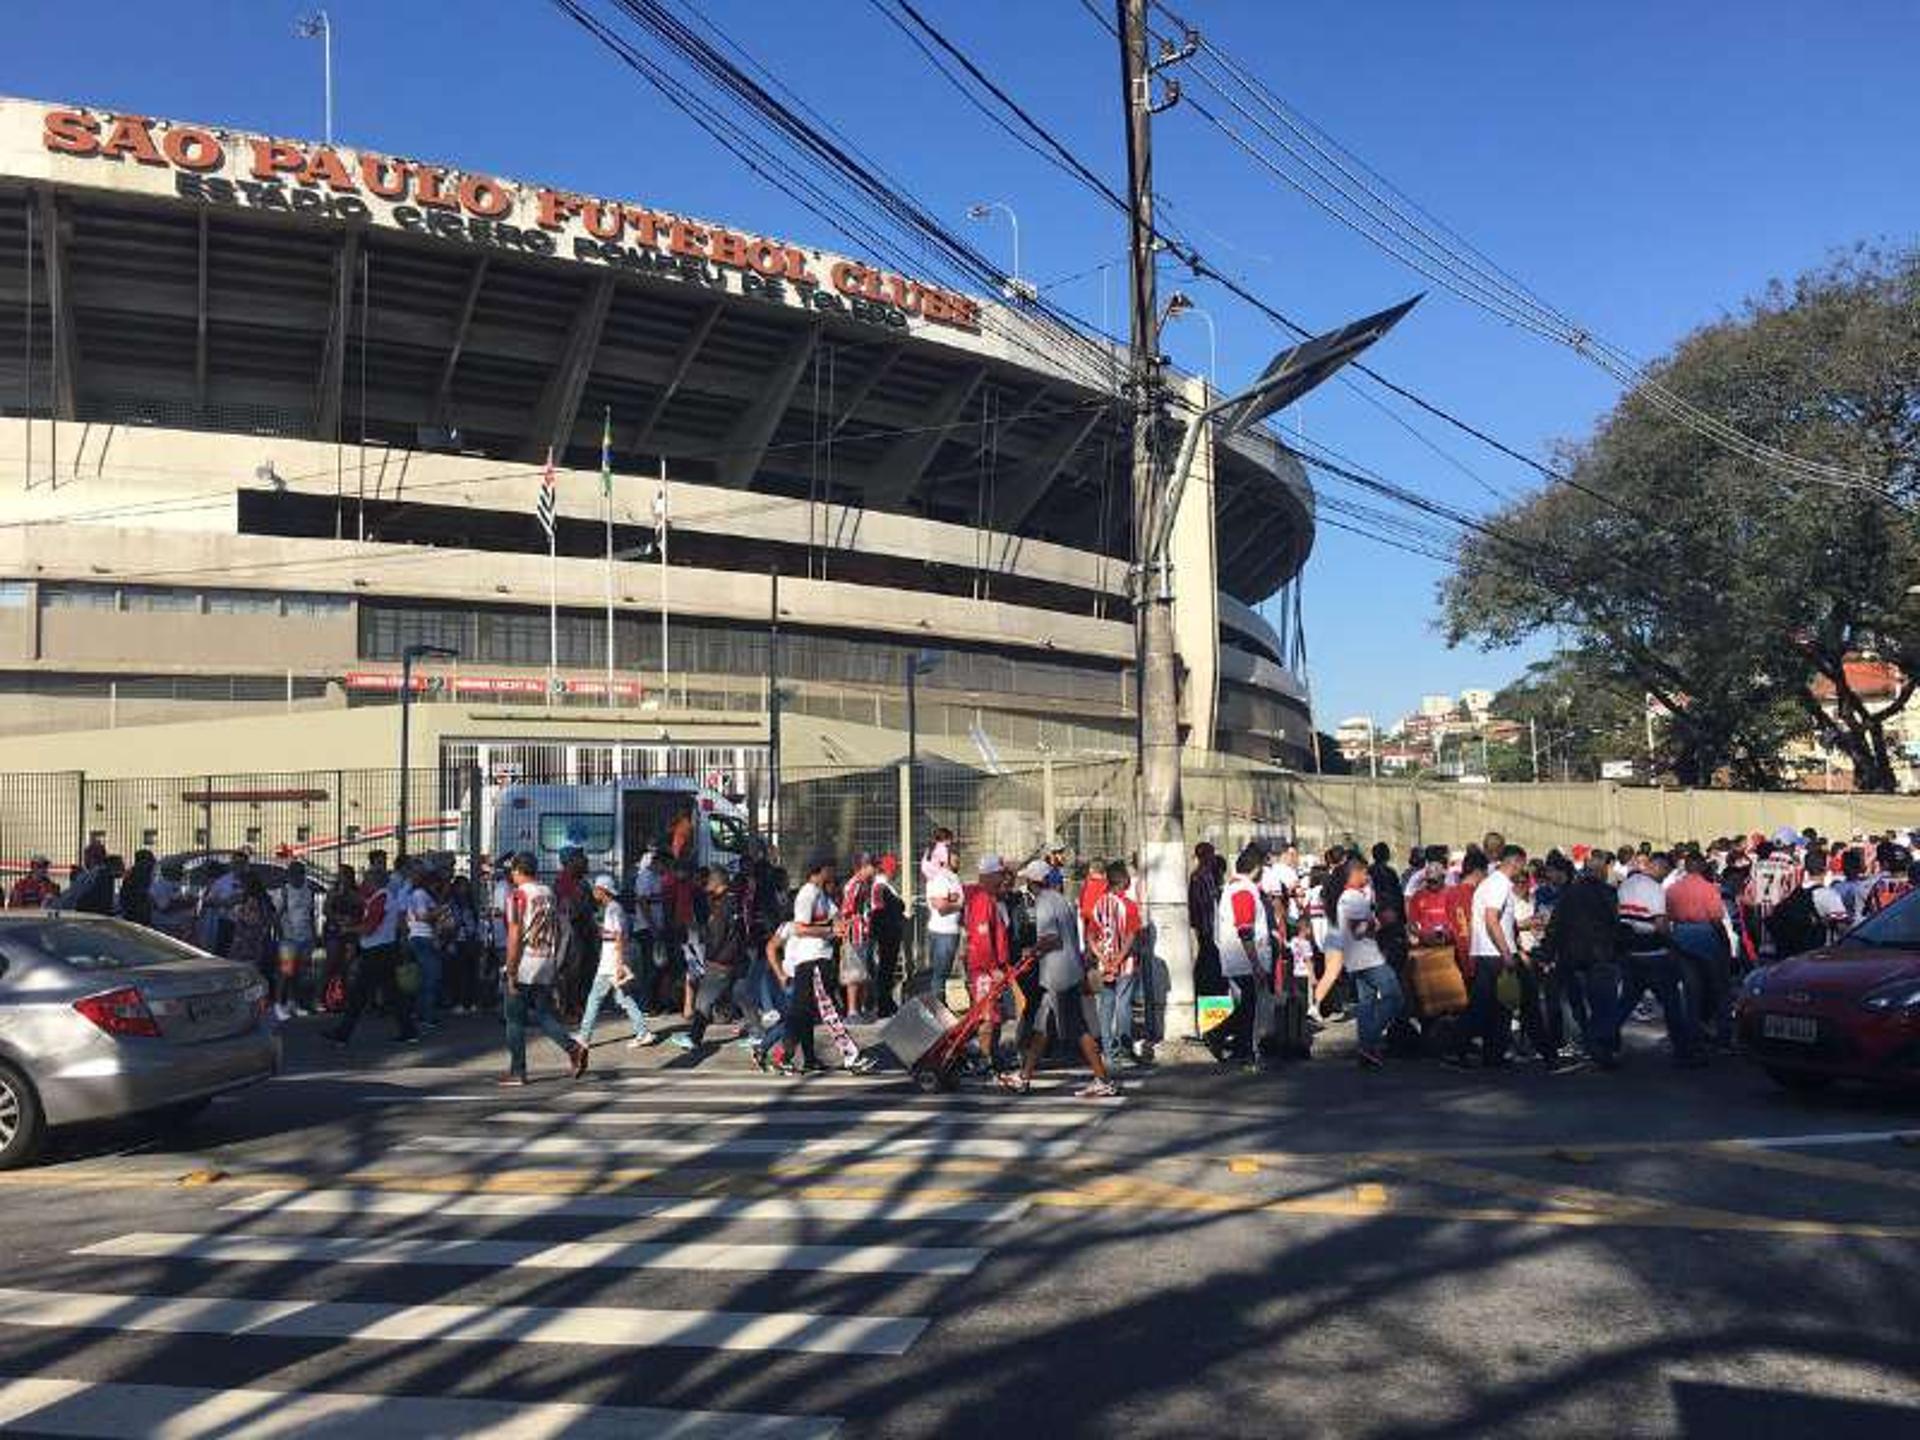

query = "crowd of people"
1193;826;1914;1075
8;818;1909;1089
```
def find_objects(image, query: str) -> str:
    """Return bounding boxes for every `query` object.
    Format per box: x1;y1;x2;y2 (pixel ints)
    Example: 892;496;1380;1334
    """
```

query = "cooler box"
879;993;961;1068
1407;943;1468;1018
1196;994;1235;1036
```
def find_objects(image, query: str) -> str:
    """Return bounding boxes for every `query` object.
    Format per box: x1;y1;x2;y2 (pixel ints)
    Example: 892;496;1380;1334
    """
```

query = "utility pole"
766;567;781;844
1119;0;1197;1040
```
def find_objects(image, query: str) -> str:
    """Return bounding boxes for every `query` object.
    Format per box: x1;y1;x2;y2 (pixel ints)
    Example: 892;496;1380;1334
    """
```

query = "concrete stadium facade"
0;95;1314;781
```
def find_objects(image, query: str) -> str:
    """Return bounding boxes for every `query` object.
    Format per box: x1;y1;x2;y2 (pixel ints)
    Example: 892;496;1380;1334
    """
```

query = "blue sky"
7;1;1917;729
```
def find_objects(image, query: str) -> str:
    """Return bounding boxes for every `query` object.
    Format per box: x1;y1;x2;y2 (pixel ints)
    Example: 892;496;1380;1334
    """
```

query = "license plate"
188;997;236;1025
1762;1013;1819;1044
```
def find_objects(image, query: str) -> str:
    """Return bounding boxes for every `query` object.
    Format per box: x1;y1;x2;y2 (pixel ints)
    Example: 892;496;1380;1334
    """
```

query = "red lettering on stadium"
40;107;980;333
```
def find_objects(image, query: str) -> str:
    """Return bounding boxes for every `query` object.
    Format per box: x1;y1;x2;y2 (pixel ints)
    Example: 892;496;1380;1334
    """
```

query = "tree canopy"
1442;246;1920;789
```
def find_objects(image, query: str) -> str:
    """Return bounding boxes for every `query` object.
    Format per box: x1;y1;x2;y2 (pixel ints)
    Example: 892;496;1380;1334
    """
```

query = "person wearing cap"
870;854;906;1018
1001;859;1117;1097
575;873;660;1053
7;855;57;910
962;854;1013;1072
501;852;589;1085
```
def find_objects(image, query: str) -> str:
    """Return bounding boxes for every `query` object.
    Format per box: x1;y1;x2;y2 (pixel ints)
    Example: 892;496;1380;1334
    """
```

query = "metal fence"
5;758;1917;885
0;766;483;880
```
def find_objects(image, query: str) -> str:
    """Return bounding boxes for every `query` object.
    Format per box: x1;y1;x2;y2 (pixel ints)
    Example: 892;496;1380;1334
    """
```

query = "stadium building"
0;96;1314;791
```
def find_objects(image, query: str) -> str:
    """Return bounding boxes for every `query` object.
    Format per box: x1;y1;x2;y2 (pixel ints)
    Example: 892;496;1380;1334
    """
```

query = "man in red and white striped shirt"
1087;860;1143;1069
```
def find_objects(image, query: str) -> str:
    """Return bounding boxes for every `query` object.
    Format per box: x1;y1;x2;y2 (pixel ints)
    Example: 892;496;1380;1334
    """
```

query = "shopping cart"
880;952;1034;1092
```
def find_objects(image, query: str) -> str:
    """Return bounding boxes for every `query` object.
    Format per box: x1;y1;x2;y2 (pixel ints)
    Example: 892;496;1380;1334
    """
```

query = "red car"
1736;890;1920;1091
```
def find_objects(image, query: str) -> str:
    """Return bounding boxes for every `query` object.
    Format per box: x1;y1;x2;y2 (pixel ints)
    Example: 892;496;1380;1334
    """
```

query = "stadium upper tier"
0;97;1313;605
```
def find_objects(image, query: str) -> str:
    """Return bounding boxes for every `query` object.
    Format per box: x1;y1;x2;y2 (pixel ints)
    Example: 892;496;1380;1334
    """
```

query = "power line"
1153;3;1900;500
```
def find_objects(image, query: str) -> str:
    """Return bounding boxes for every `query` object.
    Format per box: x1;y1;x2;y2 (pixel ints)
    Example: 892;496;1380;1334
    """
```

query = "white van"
490;778;753;883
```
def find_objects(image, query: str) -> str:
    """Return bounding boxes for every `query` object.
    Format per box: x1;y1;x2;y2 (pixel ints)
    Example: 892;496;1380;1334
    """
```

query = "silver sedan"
0;914;279;1168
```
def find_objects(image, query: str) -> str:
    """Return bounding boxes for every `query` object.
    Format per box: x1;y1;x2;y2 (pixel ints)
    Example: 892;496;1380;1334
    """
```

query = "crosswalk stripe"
415;1133;1084;1160
222;1187;1032;1224
79;1231;988;1276
0;1286;926;1356
0;1377;839;1438
484;1107;1096;1129
360;1089;1124;1109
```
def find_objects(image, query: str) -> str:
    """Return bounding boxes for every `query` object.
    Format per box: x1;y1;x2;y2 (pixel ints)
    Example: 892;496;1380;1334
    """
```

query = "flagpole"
603;407;616;707
657;459;670;706
544;449;558;709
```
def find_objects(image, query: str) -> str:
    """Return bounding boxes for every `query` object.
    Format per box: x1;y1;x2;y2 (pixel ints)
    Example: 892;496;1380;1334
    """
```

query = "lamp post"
294;11;333;145
966;201;1035;302
398;642;457;861
1162;291;1216;397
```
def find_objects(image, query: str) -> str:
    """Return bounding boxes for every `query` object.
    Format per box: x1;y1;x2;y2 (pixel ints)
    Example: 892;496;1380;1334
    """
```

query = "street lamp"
1144;296;1422;588
398;642;456;861
965;201;1035;302
1162;291;1216;397
294;11;333;146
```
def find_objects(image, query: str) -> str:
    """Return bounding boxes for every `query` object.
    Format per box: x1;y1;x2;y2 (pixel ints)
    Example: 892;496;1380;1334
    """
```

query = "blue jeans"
577;970;650;1044
927;930;960;1004
1351;963;1403;1051
755;961;789;1055
503;982;575;1077
1098;969;1138;1064
1672;922;1731;1045
410;937;443;1028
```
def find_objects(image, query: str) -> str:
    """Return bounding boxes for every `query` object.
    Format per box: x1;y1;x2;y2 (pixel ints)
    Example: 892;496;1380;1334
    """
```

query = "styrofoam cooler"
879;993;961;1067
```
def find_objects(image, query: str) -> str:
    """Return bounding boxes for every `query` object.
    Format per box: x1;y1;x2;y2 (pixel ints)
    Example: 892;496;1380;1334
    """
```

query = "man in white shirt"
1212;845;1276;1067
270;860;318;1021
1259;845;1301;932
1336;856;1401;1068
403;864;446;1031
922;834;964;1006
1449;844;1524;1070
1614;852;1704;1068
502;852;589;1086
323;851;418;1048
575;874;659;1051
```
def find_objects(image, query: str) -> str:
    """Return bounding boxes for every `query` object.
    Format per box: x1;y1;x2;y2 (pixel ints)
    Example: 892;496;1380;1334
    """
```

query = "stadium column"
1119;0;1195;1039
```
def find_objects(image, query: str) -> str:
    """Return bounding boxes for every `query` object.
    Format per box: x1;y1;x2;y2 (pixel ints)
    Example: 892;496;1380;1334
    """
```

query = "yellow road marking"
6;1162;1916;1238
1701;1141;1920;1195
1385;1156;1763;1226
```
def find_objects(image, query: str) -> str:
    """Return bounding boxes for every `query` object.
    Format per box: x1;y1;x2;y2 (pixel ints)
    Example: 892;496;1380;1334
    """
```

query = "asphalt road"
1;1013;1918;1438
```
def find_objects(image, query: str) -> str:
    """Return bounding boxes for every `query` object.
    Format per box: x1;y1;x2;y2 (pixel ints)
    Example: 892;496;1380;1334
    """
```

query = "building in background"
1786;659;1920;793
0;97;1316;787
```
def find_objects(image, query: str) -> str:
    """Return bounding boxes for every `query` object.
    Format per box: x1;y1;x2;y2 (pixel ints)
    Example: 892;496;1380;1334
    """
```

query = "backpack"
1766;886;1823;958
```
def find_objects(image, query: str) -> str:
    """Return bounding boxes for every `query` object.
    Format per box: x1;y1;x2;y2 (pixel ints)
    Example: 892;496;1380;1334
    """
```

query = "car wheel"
1764;1066;1836;1093
0;1062;47;1171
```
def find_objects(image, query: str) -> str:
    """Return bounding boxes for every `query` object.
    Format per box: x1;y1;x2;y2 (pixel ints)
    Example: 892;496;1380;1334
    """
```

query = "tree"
1442;246;1920;790
1492;654;1646;780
